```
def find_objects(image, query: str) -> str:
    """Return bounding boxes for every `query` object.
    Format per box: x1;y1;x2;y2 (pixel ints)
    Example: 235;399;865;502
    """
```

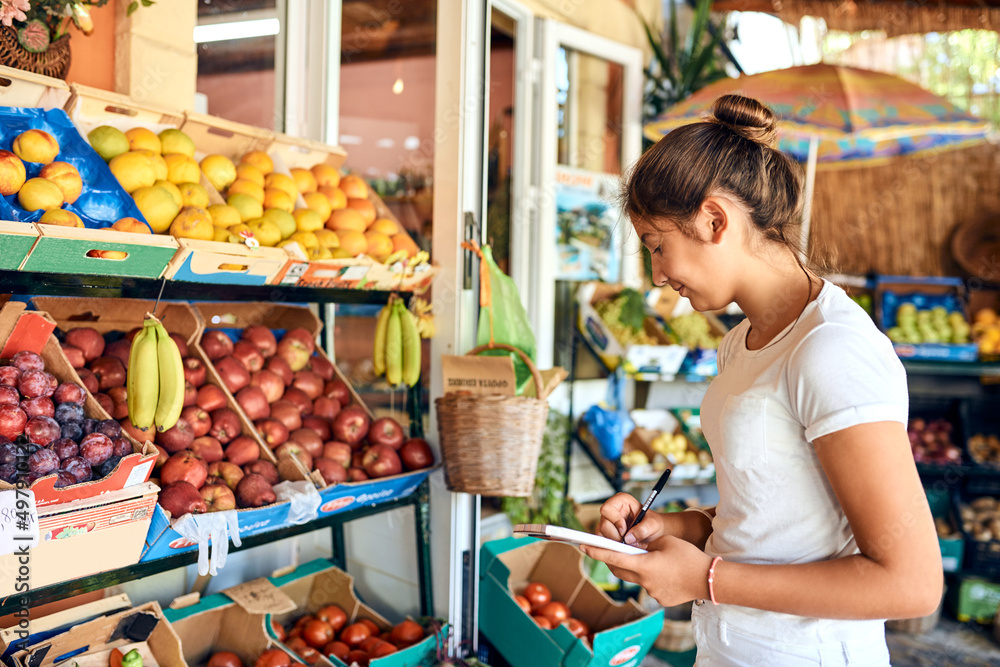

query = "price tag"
225;577;297;614
0;488;40;557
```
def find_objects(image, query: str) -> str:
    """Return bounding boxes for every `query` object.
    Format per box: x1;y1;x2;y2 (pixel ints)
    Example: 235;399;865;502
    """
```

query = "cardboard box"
165;239;290;286
0;594;133;659
163;576;296;667
0;303;156;507
267;133;348;170
0;65;71;110
0;482;158;597
64;83;185;136
265;559;447;667
11;600;184;667
0;221;39;270
480;537;663;667
876;275;979;362
21;226;179;279
577;283;688;380
274;255;439;293
949;577;1000;624
180;112;274;162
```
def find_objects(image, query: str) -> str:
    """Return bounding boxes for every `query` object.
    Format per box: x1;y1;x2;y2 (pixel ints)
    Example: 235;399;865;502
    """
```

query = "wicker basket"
435;343;550;497
0;26;71;80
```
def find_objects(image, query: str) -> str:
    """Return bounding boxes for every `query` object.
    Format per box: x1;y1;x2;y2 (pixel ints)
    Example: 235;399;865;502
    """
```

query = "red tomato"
294;615;315;630
389;619;425;647
322;641;350;660
302;619;334;649
523;582;551;610
254;649;291;667
358;618;381;636
514;595;532;614
370;641;397;658
538;601;570;626
346;650;369;666
297;646;320;665
208;652;244;667
109;649;124;667
533;614;554;629
271;619;286;642
316;605;347;633
285;638;308;655
564;617;590;638
359;636;382;652
339;622;372;648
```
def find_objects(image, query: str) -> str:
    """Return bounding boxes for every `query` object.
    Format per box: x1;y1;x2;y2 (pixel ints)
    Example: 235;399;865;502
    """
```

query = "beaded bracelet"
708;556;723;605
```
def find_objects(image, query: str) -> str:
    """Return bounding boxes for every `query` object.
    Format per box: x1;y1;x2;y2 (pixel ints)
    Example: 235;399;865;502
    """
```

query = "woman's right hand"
598;493;666;547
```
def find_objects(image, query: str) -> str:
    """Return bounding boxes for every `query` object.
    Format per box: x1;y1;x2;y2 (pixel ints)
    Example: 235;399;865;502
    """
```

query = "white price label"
0;488;40;557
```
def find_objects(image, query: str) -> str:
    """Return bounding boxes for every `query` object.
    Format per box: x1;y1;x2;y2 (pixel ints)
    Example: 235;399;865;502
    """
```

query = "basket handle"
466;342;550;400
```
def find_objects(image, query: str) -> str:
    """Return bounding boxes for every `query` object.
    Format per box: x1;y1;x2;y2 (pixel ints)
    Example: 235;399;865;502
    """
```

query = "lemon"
227;193;264;222
288;231;319;249
263;208;296;239
246;218;282;247
293;207;323;233
159;129;196;157
208;204;241;228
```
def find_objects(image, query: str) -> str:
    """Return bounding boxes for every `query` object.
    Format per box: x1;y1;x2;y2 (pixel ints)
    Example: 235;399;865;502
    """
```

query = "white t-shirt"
699;280;908;643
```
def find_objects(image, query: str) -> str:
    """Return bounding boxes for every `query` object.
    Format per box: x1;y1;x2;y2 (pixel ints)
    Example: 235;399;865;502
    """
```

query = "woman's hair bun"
708;94;778;147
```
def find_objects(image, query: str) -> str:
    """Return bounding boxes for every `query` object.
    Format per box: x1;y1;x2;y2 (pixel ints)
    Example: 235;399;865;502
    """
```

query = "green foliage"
618;288;647;332
638;0;731;124
502;411;584;532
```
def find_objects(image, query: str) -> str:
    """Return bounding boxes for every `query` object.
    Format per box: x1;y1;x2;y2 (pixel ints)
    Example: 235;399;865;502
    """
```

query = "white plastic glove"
273;480;321;525
172;510;242;576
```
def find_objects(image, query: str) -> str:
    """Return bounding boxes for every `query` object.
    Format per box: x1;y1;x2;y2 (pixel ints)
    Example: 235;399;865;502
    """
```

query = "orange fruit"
313;228;340;248
339;174;368;199
365;231;392;258
346;198;376;227
264;172;298;200
303;191;332;222
338;230;367;257
240;151;273;175
125;127;161;154
311;164;341;188
170;206;214;240
236;163;265;187
392;232;420;258
327;208;366;233
319;185;347;210
369;218;399;236
290;168;317;194
164;153;200;185
263;188;295;213
228;179;265;204
111;217;152;234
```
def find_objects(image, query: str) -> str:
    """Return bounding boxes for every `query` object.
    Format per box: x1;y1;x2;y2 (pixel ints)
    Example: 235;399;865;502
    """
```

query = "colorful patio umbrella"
643;64;991;254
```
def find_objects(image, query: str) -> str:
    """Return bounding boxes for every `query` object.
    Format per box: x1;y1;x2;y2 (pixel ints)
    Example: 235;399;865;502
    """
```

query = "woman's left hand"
581;536;714;607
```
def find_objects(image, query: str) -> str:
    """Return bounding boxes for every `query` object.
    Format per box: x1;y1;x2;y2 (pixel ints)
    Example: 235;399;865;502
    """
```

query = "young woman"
581;94;942;666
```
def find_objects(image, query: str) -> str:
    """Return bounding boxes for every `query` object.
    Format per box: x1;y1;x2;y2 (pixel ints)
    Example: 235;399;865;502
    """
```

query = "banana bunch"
409;297;435;339
127;313;185;432
373;295;421;387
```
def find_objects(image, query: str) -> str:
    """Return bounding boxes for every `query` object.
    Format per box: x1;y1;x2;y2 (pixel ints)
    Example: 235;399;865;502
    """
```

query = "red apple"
243;459;279;485
250;370;284;403
183;357;207;388
399;438;434;471
157;417;195;453
233;340;265;373
362;444;402;479
61;344;85;369
292;371;324;400
265;356;294;386
282;387;313;415
283;328;316;354
169;333;189;358
125;327;141;342
289;428;324;458
301;416;331;441
196;384;228;412
201;330;234;360
351;451;365;469
255;419;289;447
275;441;313;470
161;450;208;489
77;368;98;394
270;400;302;431
159;481;208;517
276;338;311;372
65;327;104;362
150;443;168;469
224;435;260;466
95;392;114;416
207;460;244;490
209;408;241;444
105;339;131;370
90;357;126;390
312;396;341;421
243;325;277;358
235;473;277;508
332;406;370;446
308;355;335;381
236;386;270;421
108;386;128;419
181;406;212;437
314;457;348;485
322;441;352;468
215;356;250;394
368;417;405;449
120;417;153;444
323;379;351;406
190;435;224;463
183;380;198;407
200;482;237;511
347;468;368;482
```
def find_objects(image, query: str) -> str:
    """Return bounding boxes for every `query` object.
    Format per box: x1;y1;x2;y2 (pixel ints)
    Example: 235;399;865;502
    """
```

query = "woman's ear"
700;197;731;244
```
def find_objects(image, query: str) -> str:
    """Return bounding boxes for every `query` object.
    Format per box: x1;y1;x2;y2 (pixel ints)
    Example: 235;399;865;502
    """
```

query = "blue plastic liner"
0;106;148;230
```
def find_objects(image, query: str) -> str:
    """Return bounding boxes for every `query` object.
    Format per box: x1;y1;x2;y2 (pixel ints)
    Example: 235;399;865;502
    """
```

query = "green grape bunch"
669;313;721;349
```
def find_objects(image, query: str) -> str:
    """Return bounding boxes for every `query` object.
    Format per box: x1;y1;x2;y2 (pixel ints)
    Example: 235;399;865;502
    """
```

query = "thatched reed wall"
808;141;1000;277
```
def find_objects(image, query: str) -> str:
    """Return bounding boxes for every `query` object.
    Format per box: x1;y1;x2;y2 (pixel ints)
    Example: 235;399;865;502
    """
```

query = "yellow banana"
400;300;421;387
385;302;403;386
372;298;393;377
127;319;159;430
153;319;184;431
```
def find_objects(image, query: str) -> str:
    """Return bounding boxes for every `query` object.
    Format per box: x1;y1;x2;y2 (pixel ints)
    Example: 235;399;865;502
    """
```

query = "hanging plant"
16;18;48;52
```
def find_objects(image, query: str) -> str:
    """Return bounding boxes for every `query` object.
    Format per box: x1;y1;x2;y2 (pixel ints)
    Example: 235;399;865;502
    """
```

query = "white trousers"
691;602;891;666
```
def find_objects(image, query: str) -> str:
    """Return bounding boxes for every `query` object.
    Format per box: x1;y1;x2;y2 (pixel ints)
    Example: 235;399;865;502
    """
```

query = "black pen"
622;467;672;544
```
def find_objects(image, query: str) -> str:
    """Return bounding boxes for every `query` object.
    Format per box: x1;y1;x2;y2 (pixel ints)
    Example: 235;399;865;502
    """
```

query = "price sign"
0;488;40;556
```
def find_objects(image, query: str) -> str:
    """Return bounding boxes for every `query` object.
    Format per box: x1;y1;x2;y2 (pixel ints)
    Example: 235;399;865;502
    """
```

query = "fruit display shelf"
0;477;433;616
0;269;401;304
900;358;1000;377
